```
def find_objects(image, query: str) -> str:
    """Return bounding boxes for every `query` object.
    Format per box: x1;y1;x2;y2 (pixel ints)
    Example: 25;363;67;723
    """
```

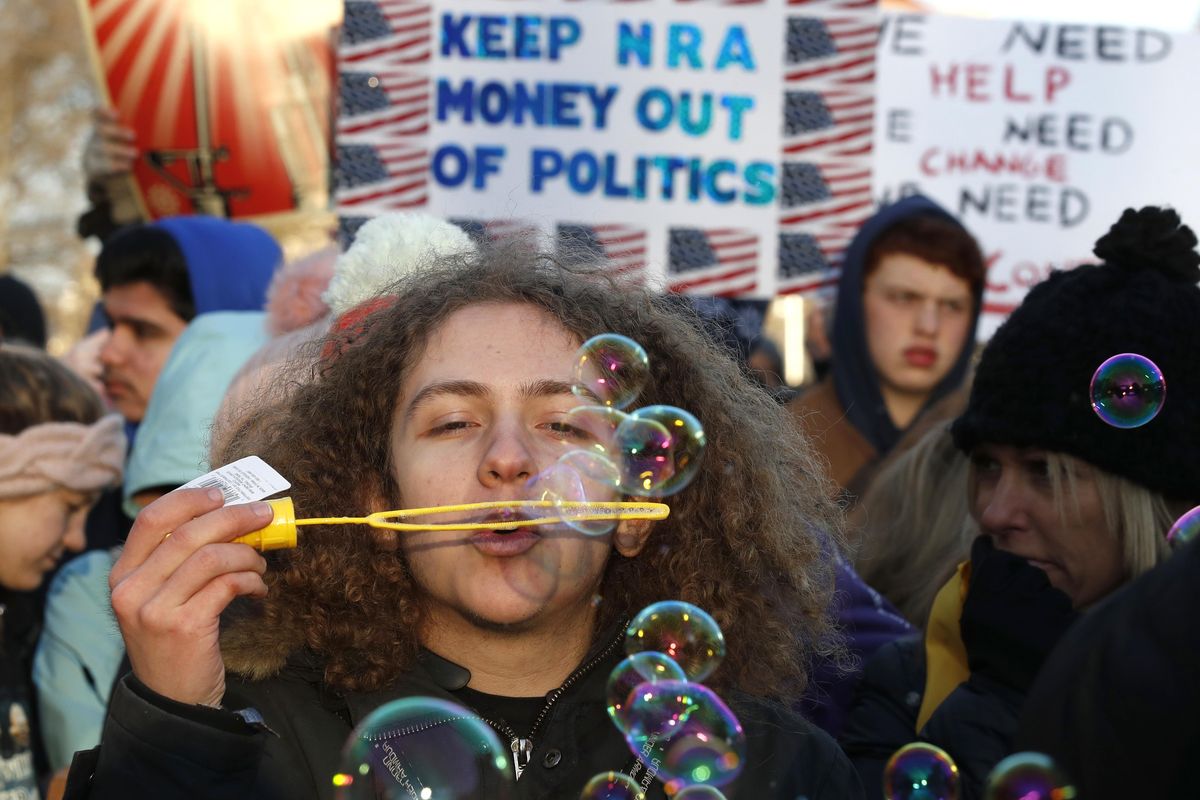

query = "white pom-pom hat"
322;213;477;317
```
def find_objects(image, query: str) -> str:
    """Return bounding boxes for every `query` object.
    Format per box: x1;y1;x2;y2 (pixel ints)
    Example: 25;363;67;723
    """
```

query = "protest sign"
874;13;1200;332
336;0;879;297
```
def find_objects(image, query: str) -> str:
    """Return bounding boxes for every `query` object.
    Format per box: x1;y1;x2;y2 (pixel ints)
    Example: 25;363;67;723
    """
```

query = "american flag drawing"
334;141;429;210
342;0;432;66
786;16;878;86
668;228;759;297
338;69;430;138
557;224;647;284
784;88;873;158
778;4;878;296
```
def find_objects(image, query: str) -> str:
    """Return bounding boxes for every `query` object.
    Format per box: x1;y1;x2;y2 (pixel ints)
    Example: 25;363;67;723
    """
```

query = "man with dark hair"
789;195;985;501
95;217;280;424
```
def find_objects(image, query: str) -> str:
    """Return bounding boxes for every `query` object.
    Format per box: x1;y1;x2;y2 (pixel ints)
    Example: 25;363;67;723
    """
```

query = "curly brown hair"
217;244;846;704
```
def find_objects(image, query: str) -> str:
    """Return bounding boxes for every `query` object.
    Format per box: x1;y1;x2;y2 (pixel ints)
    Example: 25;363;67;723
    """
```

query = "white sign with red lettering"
874;13;1200;333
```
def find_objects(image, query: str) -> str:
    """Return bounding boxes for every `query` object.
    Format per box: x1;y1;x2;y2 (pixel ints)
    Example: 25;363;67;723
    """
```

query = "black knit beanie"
952;207;1200;502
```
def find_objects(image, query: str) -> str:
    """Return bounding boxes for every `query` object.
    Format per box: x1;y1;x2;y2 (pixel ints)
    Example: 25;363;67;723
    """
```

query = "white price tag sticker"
180;456;291;505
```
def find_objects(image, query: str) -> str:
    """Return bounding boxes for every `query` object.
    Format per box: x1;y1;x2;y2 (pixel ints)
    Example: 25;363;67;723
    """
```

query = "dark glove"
959;535;1078;693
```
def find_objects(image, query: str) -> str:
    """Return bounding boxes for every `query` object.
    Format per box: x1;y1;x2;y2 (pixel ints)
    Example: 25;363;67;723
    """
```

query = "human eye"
886;289;920;307
428;419;476;437
969;451;1000;475
941;298;969;315
544;419;593;443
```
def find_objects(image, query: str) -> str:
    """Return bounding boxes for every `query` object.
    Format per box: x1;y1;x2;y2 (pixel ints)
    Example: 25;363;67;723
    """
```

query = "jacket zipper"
484;627;626;781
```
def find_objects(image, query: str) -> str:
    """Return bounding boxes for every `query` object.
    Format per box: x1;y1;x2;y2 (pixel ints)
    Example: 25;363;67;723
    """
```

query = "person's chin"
457;599;545;633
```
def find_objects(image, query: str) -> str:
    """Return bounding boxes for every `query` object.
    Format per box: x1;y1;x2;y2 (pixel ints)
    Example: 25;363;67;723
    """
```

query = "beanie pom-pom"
1093;206;1200;283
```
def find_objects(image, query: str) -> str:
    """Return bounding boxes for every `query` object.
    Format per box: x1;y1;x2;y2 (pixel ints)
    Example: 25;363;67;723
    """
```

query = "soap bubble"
333;697;513;799
1089;353;1165;429
562;405;631;459
614;406;706;497
578;771;645;800
675;787;727;799
625;601;725;682
573;334;651;410
623;680;744;792
882;742;959;800
529;450;622;536
1167;505;1200;548
984;752;1076;800
607;652;688;733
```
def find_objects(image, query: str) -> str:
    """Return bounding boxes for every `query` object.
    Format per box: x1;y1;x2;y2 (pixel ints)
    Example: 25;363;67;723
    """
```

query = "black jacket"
1016;535;1200;799
64;628;863;800
1;590;46;798
840;637;1022;800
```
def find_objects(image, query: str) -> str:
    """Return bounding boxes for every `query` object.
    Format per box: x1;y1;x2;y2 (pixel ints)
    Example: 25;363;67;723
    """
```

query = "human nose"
914;299;941;336
63;510;88;553
99;325;130;367
478;420;536;489
975;470;1029;539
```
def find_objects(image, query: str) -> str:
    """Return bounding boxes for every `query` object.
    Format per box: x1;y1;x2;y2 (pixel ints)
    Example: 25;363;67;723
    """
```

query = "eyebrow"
404;378;588;420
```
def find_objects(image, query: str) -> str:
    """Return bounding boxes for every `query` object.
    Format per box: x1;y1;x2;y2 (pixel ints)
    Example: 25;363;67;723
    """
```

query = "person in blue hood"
94;216;280;425
788;195;985;502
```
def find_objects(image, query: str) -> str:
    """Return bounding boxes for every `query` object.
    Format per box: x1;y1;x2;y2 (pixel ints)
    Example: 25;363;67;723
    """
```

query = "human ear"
613;518;653;557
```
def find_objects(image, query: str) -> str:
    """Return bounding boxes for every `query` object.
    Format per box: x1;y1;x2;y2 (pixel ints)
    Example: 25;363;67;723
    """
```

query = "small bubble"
1167;505;1200;548
625;601;725;682
984;752;1076;800
573;334;651;410
1090;353;1165;429
882;742;959;800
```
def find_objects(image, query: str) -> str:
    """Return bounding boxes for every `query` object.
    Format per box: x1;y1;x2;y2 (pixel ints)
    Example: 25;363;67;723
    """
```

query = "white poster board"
874;13;1200;334
335;0;880;297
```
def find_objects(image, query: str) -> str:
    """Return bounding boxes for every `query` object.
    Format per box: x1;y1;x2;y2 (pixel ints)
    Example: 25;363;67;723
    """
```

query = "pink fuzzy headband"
0;415;125;500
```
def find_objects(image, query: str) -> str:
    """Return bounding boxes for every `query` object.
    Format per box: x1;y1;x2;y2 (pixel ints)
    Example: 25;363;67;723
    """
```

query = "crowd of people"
1;104;1197;800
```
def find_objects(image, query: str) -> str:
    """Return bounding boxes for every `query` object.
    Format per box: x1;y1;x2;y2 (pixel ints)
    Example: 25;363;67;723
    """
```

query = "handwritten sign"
874;13;1200;333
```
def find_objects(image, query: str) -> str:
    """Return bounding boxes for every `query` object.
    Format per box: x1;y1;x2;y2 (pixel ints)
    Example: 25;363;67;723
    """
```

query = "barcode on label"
193;477;238;503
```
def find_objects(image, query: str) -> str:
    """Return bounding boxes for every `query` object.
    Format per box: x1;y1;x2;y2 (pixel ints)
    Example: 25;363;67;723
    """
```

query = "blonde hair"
855;422;973;627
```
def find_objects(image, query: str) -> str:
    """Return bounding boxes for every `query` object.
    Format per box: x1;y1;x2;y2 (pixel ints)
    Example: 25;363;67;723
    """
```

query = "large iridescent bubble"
578;771;645;800
625;601;726;682
333;697;513;799
983;752;1076;800
1089;353;1165;429
623;680;745;793
882;742;959;800
1167;505;1200;548
614;406;706;497
573;334;651;410
606;652;688;733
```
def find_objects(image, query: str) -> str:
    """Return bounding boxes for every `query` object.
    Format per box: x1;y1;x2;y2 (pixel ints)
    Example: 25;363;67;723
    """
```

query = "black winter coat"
63;629;863;800
839;636;1022;800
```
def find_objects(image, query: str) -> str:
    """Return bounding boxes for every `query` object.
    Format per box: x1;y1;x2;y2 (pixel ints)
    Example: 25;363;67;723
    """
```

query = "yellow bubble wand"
233;497;670;551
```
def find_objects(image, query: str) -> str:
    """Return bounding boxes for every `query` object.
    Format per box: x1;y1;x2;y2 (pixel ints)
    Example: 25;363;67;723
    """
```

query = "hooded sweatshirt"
152;216;280;317
790;195;983;494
